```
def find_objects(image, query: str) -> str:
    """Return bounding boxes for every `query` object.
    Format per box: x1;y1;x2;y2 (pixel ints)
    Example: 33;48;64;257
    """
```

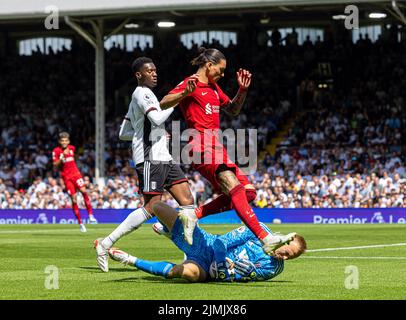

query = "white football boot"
88;215;98;224
93;238;109;272
79;224;87;233
261;232;297;256
152;222;171;239
178;206;198;245
108;248;136;266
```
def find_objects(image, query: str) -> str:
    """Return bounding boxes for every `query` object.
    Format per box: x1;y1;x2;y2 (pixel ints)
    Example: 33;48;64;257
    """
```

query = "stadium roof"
0;0;391;20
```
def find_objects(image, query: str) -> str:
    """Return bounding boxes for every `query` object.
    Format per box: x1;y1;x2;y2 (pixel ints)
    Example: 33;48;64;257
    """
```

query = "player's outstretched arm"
160;75;198;109
223;69;252;117
217;225;256;250
147;108;174;126
213;239;232;282
212;231;255;283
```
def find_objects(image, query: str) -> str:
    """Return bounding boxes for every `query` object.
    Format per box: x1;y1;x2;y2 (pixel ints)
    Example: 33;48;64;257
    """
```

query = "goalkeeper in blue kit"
108;202;307;282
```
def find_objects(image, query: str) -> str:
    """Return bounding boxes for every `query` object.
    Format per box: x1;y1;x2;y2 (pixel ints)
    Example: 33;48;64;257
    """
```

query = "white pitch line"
303;256;406;260
0;228;113;234
307;243;406;252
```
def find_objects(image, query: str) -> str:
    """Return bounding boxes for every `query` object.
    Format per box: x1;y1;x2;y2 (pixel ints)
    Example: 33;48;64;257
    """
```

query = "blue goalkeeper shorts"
171;217;216;273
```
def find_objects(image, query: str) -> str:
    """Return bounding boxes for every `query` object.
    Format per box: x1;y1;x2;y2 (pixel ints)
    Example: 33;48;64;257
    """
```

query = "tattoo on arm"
224;89;247;116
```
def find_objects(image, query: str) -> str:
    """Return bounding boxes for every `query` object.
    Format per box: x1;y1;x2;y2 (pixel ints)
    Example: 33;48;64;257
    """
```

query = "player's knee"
180;193;194;206
143;204;155;217
217;170;240;194
245;188;257;203
145;195;161;215
70;194;77;203
151;201;165;216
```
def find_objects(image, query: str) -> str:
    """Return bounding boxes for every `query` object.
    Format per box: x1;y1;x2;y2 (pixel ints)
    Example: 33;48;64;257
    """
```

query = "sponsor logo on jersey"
205;103;212;114
62;156;75;163
204;103;220;115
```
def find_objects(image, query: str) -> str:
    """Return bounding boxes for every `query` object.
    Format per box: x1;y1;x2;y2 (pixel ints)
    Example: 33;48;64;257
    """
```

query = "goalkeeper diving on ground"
108;202;307;282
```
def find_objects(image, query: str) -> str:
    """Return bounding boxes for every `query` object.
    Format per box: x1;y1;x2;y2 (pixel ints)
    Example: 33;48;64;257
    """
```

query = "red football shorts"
63;175;85;196
192;145;250;193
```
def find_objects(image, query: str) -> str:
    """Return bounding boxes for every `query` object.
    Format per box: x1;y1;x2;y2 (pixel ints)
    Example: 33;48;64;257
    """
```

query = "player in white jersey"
94;57;196;272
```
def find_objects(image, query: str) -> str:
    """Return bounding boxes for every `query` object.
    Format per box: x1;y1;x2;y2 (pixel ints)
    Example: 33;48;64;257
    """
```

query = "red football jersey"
52;145;81;178
169;78;231;133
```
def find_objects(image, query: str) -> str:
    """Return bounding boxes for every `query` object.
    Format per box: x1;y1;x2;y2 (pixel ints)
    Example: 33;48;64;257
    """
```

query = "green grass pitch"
1;223;405;300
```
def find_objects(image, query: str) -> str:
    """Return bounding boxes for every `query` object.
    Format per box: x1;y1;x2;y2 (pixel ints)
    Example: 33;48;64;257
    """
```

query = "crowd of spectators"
0;29;405;209
253;31;406;208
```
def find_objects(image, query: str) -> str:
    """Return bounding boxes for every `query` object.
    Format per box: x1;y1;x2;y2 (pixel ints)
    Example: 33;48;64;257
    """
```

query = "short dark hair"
58;132;70;139
295;234;307;253
190;47;226;67
131;57;153;73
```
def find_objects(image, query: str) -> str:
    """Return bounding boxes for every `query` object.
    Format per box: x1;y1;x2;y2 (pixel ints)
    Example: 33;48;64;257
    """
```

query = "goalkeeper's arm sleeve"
213;238;227;263
119;118;134;141
147;107;174;126
216;226;256;250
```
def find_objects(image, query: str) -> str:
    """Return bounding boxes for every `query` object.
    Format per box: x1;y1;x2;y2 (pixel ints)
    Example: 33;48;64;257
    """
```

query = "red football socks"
195;194;232;219
245;188;257;203
229;184;268;240
82;192;93;215
195;188;257;219
72;203;82;224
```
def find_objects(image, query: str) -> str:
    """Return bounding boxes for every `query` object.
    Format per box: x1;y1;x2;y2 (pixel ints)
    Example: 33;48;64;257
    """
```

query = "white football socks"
101;207;152;249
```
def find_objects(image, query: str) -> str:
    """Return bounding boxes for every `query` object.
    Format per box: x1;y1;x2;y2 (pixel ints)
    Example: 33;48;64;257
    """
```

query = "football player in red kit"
52;132;97;232
160;47;295;255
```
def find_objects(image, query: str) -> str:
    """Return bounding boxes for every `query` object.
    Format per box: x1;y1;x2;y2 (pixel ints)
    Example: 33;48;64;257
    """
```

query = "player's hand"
182;74;198;96
236;68;252;91
216;261;232;282
234;259;257;280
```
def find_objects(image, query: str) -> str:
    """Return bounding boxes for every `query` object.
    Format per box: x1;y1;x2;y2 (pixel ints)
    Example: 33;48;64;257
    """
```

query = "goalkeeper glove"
234;259;257;280
216;261;232;282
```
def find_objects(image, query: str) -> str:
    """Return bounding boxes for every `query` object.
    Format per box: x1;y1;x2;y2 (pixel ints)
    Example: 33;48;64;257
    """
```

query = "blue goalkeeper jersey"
216;223;285;281
171;219;284;282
